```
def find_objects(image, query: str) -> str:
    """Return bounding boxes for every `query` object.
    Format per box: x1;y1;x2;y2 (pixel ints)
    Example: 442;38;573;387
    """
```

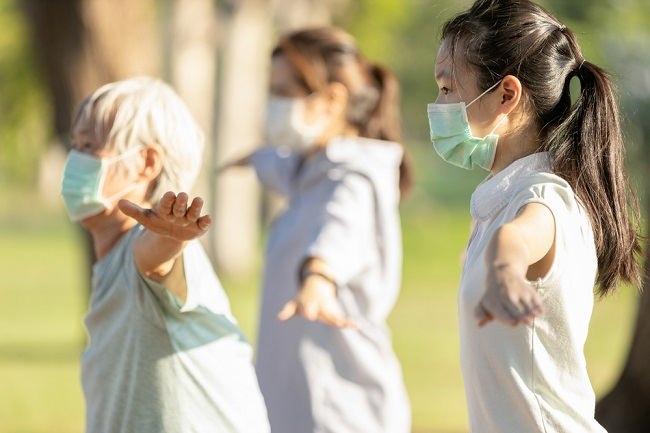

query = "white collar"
470;152;552;221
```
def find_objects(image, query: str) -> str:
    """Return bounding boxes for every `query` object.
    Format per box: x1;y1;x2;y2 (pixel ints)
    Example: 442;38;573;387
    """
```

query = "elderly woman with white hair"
60;77;269;433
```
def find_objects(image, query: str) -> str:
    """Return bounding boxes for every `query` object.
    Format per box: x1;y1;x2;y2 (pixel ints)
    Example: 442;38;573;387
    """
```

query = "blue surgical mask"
60;146;143;221
427;80;504;170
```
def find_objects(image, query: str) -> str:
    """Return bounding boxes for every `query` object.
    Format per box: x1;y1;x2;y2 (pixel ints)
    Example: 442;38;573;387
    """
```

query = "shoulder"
322;137;401;199
511;172;578;215
325;136;402;169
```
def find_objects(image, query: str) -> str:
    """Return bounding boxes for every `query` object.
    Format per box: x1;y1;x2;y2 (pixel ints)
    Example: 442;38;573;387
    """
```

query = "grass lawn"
0;201;638;433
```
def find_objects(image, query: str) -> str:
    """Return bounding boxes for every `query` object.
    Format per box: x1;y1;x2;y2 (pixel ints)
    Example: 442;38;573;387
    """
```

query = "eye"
440;87;450;95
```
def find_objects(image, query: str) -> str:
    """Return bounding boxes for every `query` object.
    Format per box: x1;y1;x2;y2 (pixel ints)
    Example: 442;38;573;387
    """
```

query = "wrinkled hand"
118;191;211;242
475;263;544;327
277;276;356;329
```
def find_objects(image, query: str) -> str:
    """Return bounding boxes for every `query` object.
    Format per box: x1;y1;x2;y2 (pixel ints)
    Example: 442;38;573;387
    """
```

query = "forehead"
436;38;472;82
269;54;308;95
70;112;111;152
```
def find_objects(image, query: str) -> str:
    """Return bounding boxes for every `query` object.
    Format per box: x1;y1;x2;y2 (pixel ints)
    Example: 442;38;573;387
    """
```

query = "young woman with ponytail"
223;27;412;433
427;0;642;431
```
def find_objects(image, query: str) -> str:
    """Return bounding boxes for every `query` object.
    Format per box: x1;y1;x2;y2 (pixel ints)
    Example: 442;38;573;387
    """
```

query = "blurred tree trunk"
209;0;342;276
164;0;218;250
210;0;269;276
23;0;158;140
23;0;158;288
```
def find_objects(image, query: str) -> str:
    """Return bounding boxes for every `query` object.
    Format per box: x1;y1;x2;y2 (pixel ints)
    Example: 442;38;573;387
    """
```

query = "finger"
158;191;176;216
172;192;188;218
475;303;493;327
196;215;211;231
502;298;527;323
319;310;357;329
499;300;524;326
118;199;150;224
186;197;204;222
526;292;544;316
277;301;298;321
482;297;518;327
520;293;544;325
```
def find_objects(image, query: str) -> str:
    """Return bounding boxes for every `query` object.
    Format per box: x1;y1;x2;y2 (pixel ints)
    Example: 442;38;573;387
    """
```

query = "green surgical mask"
427;80;504;170
60;146;143;221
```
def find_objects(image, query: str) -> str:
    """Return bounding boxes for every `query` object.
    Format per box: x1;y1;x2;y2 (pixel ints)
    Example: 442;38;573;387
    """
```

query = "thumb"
118;199;149;224
277;301;298;322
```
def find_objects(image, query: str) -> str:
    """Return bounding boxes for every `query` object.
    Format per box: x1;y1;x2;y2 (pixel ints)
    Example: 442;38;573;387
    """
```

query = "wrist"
301;269;336;286
490;259;527;278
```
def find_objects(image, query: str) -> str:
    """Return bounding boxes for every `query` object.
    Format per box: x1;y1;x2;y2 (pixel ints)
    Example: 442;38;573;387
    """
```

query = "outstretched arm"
476;202;555;327
118;191;211;302
277;257;356;329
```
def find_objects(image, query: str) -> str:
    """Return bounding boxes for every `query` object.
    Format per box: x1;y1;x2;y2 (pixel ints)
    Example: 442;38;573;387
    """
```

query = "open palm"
118;191;211;242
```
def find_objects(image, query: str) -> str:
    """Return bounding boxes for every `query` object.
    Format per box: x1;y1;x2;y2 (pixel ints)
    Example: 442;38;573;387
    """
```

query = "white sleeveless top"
459;152;607;433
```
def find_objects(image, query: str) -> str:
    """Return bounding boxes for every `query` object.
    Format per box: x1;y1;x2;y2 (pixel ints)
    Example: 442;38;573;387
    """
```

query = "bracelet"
301;270;337;287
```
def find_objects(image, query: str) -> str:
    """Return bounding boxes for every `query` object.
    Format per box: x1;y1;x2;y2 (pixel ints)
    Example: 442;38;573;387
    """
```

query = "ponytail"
362;63;414;198
547;60;643;295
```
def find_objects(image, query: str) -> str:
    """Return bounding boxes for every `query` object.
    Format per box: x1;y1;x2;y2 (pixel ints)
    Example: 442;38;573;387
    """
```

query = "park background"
0;0;649;432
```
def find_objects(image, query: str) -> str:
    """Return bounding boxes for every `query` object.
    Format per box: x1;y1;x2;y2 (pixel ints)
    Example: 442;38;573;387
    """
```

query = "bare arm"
118;191;211;302
476;202;555;327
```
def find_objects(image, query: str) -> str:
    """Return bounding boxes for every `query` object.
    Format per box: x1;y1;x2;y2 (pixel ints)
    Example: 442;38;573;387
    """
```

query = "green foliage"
336;0;413;62
0;0;50;186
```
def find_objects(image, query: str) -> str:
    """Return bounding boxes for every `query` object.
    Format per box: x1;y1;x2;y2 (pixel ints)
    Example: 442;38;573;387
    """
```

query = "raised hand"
277;275;356;329
118;191;211;242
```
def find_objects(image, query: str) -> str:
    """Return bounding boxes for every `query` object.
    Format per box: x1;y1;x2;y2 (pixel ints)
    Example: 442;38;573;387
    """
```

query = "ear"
498;75;522;115
139;144;164;181
324;82;349;116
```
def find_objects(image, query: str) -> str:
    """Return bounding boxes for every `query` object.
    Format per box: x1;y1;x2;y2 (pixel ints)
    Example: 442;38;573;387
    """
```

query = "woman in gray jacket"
224;27;413;433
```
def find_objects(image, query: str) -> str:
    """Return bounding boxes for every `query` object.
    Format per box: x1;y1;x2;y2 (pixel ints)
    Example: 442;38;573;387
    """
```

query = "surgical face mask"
427;80;505;170
60;146;143;221
264;95;328;151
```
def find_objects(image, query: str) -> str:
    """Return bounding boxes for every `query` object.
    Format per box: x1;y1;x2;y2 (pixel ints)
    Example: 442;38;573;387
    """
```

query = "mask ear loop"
466;79;507;137
466;79;503;108
102;145;147;203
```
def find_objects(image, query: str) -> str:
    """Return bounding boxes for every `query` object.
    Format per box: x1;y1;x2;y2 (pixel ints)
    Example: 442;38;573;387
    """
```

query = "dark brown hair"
273;26;413;197
442;0;642;295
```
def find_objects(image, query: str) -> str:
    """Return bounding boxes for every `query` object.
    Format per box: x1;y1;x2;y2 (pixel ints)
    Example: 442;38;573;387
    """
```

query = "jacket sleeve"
249;146;301;196
303;171;376;287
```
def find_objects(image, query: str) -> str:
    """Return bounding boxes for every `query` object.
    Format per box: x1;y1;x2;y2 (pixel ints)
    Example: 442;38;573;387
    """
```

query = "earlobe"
326;82;349;113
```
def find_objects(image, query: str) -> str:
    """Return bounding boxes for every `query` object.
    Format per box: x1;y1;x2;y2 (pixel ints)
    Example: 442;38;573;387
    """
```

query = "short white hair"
73;76;204;202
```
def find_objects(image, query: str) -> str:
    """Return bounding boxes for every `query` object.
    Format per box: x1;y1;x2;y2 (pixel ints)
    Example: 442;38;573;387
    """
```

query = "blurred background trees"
1;0;648;431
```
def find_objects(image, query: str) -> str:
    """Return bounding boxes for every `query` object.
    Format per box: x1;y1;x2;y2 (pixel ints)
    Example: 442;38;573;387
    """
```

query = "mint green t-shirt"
82;225;269;433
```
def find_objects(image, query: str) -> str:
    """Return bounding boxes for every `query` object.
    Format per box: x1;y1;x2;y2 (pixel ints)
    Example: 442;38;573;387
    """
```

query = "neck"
490;122;540;175
82;208;139;260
